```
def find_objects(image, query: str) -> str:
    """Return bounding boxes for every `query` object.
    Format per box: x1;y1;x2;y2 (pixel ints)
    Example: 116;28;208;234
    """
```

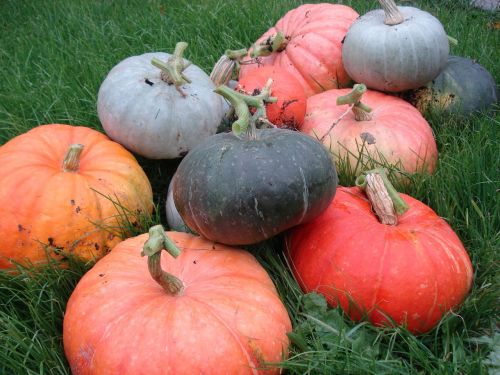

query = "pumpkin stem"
336;84;373;121
250;30;289;58
141;225;184;295
62;144;84;172
355;168;409;225
151;42;191;97
210;48;248;86
214;80;277;137
378;0;405;26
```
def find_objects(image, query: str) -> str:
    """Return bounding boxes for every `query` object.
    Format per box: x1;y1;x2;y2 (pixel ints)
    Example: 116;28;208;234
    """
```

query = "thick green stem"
141;225;183;295
356;168;409;225
214;79;277;136
151;42;191;96
250;30;288;58
225;48;248;60
62;144;84;172
379;0;405;26
336;84;373;121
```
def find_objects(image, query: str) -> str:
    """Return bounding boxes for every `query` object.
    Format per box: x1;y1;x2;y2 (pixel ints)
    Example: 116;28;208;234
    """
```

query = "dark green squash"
403;56;498;115
172;81;337;245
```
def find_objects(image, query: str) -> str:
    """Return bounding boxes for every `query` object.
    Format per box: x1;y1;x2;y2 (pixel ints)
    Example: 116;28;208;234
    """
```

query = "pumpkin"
97;42;226;159
165;179;190;233
0;124;153;269
64;226;292;374
173;82;337;245
237;66;307;129
239;3;359;97
286;169;474;334
401;55;498;115
301;84;438;179
342;0;449;92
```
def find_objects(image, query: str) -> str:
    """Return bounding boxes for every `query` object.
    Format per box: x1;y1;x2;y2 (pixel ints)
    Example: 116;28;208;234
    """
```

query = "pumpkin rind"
402;55;498;115
97;52;225;159
237;66;307;129
63;231;292;374
0;124;153;268
287;186;474;334
342;6;449;92
301;88;438;178
240;3;359;97
173;128;337;245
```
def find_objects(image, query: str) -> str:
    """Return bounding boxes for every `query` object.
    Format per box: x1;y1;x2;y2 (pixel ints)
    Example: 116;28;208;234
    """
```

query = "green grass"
0;0;498;374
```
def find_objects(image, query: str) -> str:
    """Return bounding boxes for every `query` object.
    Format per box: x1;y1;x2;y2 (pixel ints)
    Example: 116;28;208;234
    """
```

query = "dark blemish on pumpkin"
70;199;75;205
76;206;81;213
212;245;216;250
305;10;310;17
179;151;188;157
155;108;160;119
193;260;197;264
48;237;55;246
99;273;105;277
176;132;181;141
145;78;154;86
360;132;376;145
18;224;25;232
95;243;100;251
281;99;298;110
341;36;345;44
252;88;261;96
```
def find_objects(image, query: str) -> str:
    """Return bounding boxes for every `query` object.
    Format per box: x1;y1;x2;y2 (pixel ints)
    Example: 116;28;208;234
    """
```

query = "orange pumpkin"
237;66;307;129
240;3;359;97
64;226;292;374
0;124;153;268
301;85;438;178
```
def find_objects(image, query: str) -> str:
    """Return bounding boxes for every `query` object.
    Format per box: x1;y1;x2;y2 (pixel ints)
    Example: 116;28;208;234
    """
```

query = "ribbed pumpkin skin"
0;124;153;268
301;89;438;177
240;4;359;97
64;231;292;375
404;56;498;115
97;52;225;159
342;7;449;92
237;66;307;129
287;187;474;334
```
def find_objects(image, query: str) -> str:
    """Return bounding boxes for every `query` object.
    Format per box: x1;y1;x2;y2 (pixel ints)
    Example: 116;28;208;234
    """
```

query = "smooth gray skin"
97;52;225;159
165;179;190;233
342;6;449;92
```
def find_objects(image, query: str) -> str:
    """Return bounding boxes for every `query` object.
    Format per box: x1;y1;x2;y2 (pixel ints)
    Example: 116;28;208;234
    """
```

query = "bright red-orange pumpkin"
286;173;473;334
64;227;292;374
301;86;438;178
0;124;153;268
239;3;359;97
237;66;307;129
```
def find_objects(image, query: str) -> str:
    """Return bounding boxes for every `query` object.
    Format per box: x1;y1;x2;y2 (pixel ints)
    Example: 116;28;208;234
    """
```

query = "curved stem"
141;225;183;295
151;42;191;96
356;168;409;225
210;48;249;86
378;0;405;26
250;30;288;58
336;84;373;121
214;79;277;136
62;144;84;172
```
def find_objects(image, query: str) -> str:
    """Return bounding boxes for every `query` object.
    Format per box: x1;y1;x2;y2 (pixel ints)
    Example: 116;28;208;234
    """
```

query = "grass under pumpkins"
0;0;498;374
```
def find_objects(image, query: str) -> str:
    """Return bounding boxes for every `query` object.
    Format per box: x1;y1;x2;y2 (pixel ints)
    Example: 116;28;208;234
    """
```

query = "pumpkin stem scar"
378;0;405;26
141;225;184;295
214;79;277;137
210;48;248;86
356;168;410;225
62;144;84;172
336;84;373;121
151;42;191;97
250;30;289;58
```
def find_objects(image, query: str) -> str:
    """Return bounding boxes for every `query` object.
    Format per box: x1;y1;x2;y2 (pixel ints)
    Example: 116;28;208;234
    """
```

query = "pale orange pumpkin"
240;3;359;97
301;85;438;179
0;124;153;268
64;227;292;374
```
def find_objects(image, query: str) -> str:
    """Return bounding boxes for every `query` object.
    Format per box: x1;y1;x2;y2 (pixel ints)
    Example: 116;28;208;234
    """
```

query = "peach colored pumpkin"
0;124;153;268
240;3;359;97
64;227;292;374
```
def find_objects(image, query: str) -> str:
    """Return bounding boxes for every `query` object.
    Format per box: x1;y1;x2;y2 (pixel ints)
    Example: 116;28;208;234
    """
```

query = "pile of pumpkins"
0;1;496;373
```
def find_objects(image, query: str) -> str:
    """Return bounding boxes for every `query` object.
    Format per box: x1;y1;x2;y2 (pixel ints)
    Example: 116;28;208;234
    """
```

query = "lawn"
0;0;498;374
